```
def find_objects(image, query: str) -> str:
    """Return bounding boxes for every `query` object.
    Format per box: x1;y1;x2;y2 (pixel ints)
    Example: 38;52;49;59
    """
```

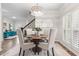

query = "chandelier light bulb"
31;4;43;16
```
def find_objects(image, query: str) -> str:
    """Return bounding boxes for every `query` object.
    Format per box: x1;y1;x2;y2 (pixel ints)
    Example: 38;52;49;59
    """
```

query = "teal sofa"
4;31;16;38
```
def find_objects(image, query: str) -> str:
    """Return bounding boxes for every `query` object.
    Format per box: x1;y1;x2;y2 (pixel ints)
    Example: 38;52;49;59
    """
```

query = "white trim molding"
0;3;3;51
0;41;3;51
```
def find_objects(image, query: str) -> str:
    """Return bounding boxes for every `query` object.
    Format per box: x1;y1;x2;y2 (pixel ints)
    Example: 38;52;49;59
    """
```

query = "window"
63;9;79;52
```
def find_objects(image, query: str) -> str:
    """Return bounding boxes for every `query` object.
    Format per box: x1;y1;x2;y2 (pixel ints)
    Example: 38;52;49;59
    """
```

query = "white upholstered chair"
38;28;57;56
17;28;35;56
39;28;51;42
23;29;31;42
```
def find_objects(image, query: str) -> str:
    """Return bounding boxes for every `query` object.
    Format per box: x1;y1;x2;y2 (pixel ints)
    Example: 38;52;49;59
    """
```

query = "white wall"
35;10;61;40
0;3;3;51
15;20;28;30
15;15;35;30
60;3;79;16
35;19;53;28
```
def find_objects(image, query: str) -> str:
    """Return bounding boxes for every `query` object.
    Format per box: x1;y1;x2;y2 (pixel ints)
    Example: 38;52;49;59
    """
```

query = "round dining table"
27;34;47;55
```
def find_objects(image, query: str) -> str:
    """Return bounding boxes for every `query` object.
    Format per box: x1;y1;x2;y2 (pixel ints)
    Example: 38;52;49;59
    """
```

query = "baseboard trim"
55;41;76;56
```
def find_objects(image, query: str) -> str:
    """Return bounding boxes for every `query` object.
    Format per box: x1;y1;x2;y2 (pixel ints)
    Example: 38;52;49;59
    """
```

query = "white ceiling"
2;3;64;21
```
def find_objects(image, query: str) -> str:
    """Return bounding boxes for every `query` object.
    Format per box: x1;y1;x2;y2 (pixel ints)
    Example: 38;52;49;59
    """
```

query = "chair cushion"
22;43;35;50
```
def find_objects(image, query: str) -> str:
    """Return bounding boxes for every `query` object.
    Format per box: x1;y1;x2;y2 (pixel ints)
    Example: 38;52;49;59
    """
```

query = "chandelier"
31;4;43;16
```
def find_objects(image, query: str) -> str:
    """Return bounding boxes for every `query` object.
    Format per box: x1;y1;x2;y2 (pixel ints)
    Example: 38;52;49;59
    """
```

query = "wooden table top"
27;34;47;40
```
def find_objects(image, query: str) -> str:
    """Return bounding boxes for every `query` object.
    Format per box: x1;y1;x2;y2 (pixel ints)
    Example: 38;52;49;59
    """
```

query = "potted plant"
33;27;42;35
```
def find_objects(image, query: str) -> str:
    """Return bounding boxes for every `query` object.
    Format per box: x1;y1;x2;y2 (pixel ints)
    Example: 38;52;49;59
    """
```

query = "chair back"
23;30;27;37
39;28;51;40
48;28;57;49
17;28;24;47
44;28;51;40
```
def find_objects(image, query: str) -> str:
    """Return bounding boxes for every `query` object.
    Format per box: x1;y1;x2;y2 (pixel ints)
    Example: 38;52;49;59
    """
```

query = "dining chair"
39;28;50;42
17;28;35;56
23;29;31;42
23;30;27;37
44;28;51;42
38;28;57;56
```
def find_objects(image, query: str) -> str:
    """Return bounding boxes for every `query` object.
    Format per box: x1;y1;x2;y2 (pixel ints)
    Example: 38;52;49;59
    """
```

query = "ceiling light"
31;11;43;16
31;3;43;16
12;16;16;19
2;9;8;12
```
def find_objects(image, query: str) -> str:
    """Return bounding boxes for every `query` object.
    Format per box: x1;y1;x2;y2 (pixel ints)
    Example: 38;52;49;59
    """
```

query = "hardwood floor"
55;42;71;56
0;38;74;56
0;38;17;55
56;42;76;56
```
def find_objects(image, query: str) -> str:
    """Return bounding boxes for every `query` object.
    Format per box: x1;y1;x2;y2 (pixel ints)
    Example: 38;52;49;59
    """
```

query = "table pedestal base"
32;46;41;55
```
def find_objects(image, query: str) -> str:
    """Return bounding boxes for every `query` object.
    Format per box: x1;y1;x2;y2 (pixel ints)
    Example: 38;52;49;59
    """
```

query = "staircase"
21;15;35;31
